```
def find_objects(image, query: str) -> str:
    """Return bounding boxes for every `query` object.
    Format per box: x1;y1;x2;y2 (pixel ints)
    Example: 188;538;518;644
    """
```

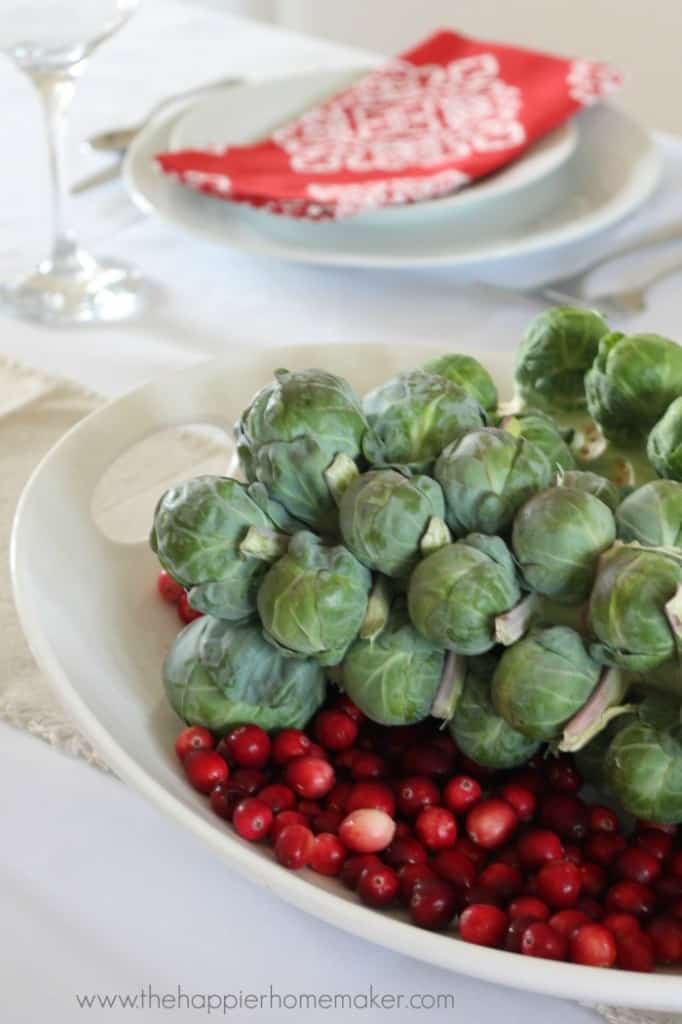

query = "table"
2;3;680;1020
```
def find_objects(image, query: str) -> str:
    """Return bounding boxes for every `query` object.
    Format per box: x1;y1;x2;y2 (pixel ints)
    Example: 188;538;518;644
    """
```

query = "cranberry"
478;863;523;900
297;800;322;817
409;880;457;930
340;853;382;890
577;898;603;921
603;913;642;938
547;757;582;793
507;766;545;795
351;752;388;780
209;783;235;820
499;783;536;822
452;836;488;868
508;897;550;922
616;933;655;972
175;726;214;761
588;805;619;834
157;569;184;603
430;731;457;756
497;845;522;870
275;824;315;870
286;757;335;800
517;829;564;871
346;781;396;817
309;833;346;876
271;810;308;843
326;782;352;813
521;922;567;960
431;848;475;889
583;831;627;866
668;851;682;878
393;821;412;839
443;775;482;815
415;806;457;851
396;776;440;817
540;794;587;841
334;694;364;723
398;863;437;905
358;864;400;908
223;724;271;769
646;917;682;964
272;729;311;765
230;768;267;796
537;861;582;909
311;810;342;835
384;836;428;868
183;749;228;794
615;848;661;886
506;916;537;953
570;924;617;967
636;828;674;862
579;862;607;897
671;900;682;921
466;799;518;850
232;798;273;842
339;809;396;854
461;885;505;909
257;784;295;814
334;748;359;773
606;881;656;917
314;709;358;752
638;820;677;835
402;743;454;778
564;844;583;865
654;874;682;901
177;590;203;623
459;904;508;948
549;909;590;938
373;724;421;759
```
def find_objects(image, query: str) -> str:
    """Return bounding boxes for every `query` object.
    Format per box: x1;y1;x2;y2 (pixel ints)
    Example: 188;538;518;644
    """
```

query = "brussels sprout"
362;370;485;472
585;332;682;443
450;655;540;769
257;531;372;666
235;368;367;533
512;486;616;604
515;306;610;411
616;479;682;548
589;544;682;672
341;601;445;726
558;470;621;512
503;410;576;471
338;468;449;578
574;721;622;792
150;476;291;620
605;694;682;823
421;353;498;412
407;534;522;655
163;616;326;734
434;427;552;536
491;626;602;741
648;396;682;480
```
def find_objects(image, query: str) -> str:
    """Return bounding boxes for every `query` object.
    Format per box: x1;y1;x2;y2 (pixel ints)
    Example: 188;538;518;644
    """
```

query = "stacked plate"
124;70;661;285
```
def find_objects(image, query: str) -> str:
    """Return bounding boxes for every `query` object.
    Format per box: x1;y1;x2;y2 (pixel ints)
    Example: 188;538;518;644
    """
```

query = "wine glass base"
0;249;145;326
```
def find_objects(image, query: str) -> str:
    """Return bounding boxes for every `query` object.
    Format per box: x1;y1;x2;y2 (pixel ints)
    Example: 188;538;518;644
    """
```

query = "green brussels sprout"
338;468;449;579
407;534;522;655
235;368;367;533
421;353;498;412
257;531;372;666
585;332;682;443
605;694;682;823
491;626;602;741
434;427;553;536
163;616;326;734
362;370;486;472
450;655;540;769
341;600;445;726
648;396;682;480
558;470;621;512
150;476;291;620
515;306;610;411
589;544;682;672
574;721;622;792
616;479;682;548
503;410;576;471
512;486;616;603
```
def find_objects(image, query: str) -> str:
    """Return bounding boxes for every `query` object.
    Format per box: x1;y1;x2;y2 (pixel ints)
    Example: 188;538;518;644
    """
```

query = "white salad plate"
11;343;682;1011
124;72;661;281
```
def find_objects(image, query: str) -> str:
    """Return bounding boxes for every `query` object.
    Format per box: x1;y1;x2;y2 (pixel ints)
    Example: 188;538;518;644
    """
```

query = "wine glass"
0;1;144;325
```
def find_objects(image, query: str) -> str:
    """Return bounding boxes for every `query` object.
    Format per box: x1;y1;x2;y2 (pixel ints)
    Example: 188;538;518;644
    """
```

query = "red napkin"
156;30;621;220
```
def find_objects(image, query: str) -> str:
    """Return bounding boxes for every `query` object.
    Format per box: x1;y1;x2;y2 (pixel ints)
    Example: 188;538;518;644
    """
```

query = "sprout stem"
558;667;632;752
431;652;466;721
359;576;391;640
665;584;682;663
420;516;451;557
494;593;539;646
324;453;359;505
239;526;289;562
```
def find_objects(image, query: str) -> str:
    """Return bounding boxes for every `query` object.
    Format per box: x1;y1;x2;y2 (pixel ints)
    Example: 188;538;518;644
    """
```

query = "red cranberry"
671;900;682;921
564;844;584;865
340;853;382;890
232;798;273;842
346;781;396;817
297;800;322;817
603;913;642;938
306;742;327;760
452;836;488;868
311;810;342;835
570;924;617;967
334;748;359;773
646;917;682;965
183;749;228;794
396;776;440;817
326;782;353;813
257;784;295;814
506;916;537;953
583;831;627;866
271;810;308;843
157;569;184;603
272;729;311;765
402;743;454;778
286;757;335;800
209;783;234;820
537;861;582;909
373;724;421;760
432;848;477;889
499;783;536;823
459;905;508;948
230;768;267;796
224;724;271;769
415;806;457;851
177;591;203;623
508;897;550;922
333;694;364;723
577;898;603;921
351;752;388;780
615;848;661;886
384;836;428;868
549;909;590;938
175;726;214;761
275;824;315;870
478;863;523;900
497;845;522;870
309;833;346;876
430;731;457;756
314;709;358;751
398;863;437;905
668;851;682;878
507;766;545;795
637;820;677;835
579;862;607;897
443;775;482;815
636;828;674;862
588;805;619;833
409;880;457;930
358;864;400;908
517;829;564;871
461;885;505;909
339;809;396;854
393;821;412;839
540;794;587;841
654;874;682;901
466;799;518;850
616;933;655;972
547;757;582;793
521;922;567;960
606;881;656;917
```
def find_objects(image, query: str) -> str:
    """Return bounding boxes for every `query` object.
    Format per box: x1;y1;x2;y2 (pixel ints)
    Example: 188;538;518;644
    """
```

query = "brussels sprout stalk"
559;668;633;753
420;517;451;557
431;652;466;721
494;593;539;646
239;526;289;562
325;452;360;504
359;576;392;640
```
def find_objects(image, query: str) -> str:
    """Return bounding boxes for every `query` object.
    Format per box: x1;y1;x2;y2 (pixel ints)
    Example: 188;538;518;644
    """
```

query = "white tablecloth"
2;3;682;1021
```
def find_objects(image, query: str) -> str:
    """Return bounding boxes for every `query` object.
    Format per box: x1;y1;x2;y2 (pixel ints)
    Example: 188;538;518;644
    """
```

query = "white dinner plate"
168;70;578;220
11;343;682;1011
